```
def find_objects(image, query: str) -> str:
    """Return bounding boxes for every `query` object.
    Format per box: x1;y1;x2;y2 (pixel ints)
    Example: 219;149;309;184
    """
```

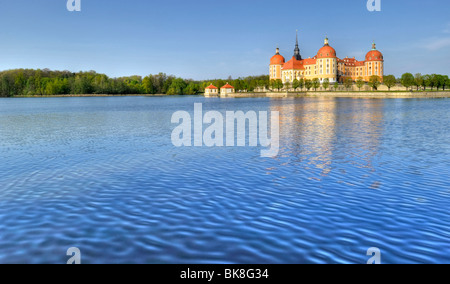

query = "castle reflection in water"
270;97;384;177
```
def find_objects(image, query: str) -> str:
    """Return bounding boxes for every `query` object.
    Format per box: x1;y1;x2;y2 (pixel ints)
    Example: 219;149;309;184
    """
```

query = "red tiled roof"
366;50;384;61
317;45;337;58
270;54;285;65
205;84;218;89
302;58;317;65
282;56;305;70
338;57;366;66
221;83;234;89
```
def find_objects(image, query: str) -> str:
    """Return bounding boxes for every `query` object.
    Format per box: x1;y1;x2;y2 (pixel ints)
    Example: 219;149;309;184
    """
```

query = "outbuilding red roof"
221;83;234;89
205;84;218;89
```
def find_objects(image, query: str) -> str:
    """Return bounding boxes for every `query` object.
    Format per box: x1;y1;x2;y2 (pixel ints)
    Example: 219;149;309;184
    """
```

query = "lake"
0;96;449;264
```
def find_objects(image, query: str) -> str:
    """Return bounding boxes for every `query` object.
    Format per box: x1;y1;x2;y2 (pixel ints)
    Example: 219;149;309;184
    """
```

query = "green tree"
273;79;283;91
292;79;300;90
14;71;26;96
284;81;292;91
0;74;13;97
369;76;381;91
434;75;443;91
438;75;448;91
298;78;305;91
414;73;424;91
162;75;175;94
304;79;312;91
184;82;200;95
430;74;439;91
322;78;330;91
356;77;365;91
312;78;320;91
333;82;339;91
34;70;44;95
400;73;415;91
167;78;188;95
142;75;156;94
344;78;353;91
383;75;397;91
72;73;94;94
423;75;432;90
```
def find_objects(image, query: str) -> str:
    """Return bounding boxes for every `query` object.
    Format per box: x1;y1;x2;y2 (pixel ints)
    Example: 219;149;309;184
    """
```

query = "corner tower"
316;36;338;83
270;47;285;80
364;42;384;81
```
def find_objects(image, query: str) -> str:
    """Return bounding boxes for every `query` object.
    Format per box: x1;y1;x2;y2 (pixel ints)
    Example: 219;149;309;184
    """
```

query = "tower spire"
294;30;302;60
324;35;329;46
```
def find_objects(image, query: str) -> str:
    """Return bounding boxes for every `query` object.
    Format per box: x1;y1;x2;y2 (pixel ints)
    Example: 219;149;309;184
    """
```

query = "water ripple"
0;96;449;263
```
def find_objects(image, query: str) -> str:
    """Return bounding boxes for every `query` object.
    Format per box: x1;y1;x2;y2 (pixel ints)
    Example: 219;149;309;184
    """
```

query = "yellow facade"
269;64;282;80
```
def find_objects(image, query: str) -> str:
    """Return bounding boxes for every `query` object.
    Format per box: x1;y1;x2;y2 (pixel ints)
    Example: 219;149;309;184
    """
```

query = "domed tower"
270;47;285;81
364;42;384;81
316;37;338;83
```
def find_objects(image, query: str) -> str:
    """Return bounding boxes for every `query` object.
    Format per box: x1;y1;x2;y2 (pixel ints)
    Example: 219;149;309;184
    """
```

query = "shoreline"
9;94;169;98
216;91;450;99
3;91;450;99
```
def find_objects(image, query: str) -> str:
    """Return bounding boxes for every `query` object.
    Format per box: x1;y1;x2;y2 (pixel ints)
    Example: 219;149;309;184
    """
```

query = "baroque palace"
270;33;384;84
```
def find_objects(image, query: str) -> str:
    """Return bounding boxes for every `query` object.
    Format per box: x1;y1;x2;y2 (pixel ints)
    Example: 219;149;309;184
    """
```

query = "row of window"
272;62;382;78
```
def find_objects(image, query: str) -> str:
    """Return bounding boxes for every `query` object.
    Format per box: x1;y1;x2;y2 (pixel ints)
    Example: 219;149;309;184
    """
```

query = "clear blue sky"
0;0;449;80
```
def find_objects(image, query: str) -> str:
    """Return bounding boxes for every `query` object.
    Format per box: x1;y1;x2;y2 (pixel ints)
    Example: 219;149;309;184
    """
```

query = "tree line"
0;69;448;97
0;69;270;97
393;73;449;91
271;73;450;92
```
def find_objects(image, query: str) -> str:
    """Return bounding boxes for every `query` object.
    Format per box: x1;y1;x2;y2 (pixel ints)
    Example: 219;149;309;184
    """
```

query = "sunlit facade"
270;34;384;84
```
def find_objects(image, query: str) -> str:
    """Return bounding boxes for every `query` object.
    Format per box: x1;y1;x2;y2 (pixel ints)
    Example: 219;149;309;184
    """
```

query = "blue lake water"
0;96;449;264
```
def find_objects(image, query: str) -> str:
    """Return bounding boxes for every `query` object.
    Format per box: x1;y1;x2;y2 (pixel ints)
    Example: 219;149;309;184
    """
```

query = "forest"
0;69;270;97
